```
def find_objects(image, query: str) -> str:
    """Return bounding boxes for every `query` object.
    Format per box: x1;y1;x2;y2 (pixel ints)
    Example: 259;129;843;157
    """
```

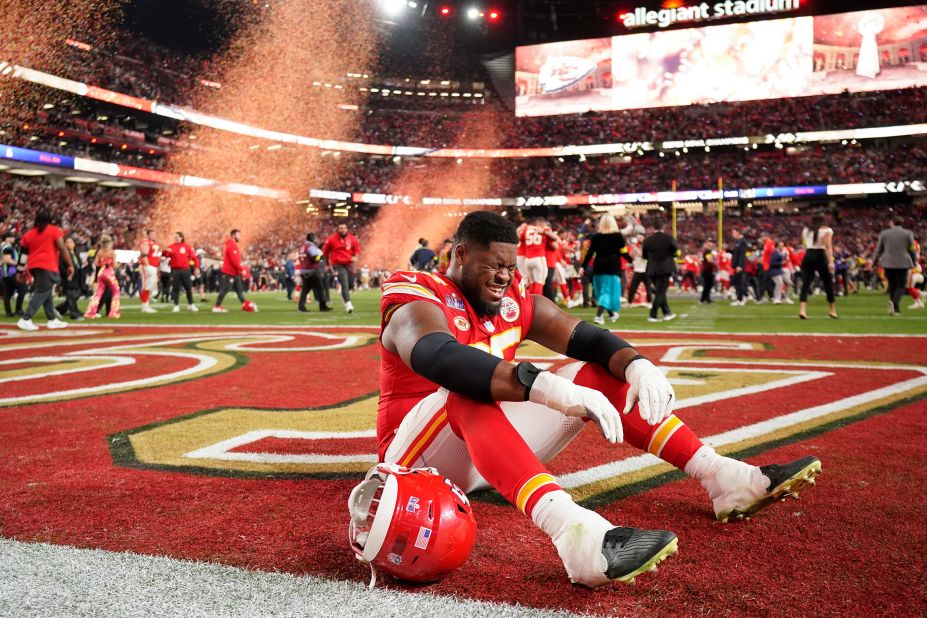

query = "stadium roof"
124;0;927;56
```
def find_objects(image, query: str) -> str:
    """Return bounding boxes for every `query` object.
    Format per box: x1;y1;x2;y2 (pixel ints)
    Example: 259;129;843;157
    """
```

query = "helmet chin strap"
367;562;378;589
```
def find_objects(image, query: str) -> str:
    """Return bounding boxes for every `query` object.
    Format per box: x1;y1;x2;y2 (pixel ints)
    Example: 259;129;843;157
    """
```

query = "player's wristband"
411;332;502;402
515;361;542;401
566;321;633;369
623;354;647;381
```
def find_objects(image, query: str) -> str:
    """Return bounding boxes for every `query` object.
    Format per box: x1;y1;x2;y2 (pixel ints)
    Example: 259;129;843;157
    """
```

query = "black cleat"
721;456;821;522
602;527;678;584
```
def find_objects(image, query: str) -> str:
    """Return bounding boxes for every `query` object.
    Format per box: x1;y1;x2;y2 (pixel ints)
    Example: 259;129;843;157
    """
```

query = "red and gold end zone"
1;325;926;616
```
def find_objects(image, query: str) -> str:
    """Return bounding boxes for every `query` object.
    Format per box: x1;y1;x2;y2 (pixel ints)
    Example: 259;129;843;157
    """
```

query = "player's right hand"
528;371;623;444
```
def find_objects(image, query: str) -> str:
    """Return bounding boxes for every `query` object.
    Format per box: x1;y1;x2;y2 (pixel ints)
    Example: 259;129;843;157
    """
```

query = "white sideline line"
559;374;927;489
0;539;576;618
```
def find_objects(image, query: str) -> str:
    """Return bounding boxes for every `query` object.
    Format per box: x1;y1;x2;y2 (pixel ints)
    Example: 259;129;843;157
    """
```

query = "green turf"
9;288;924;334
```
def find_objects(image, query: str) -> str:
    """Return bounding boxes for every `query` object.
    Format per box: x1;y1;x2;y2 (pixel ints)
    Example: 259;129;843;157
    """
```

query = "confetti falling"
0;0;120;137
363;107;506;271
149;0;379;257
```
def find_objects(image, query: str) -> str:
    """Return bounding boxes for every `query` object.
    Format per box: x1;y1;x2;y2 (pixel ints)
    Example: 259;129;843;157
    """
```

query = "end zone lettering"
622;0;799;30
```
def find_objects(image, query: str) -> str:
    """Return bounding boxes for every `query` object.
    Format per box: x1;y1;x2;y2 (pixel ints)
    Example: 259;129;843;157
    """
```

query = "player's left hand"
622;358;675;426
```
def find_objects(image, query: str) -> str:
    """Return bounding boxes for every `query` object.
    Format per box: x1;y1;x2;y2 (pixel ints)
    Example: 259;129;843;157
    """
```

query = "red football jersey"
718;251;732;273
140;238;161;268
519;224;548;259
544;227;559;267
377;269;535;457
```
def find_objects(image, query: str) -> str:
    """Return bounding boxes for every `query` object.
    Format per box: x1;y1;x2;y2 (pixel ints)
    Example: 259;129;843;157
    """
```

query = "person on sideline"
83;235;121;320
138;229;161;313
322;223;361;314
798;214;838;320
581;215;631;324
213;229;252;313
17;210;74;331
643;219;678;322
873;216;918;316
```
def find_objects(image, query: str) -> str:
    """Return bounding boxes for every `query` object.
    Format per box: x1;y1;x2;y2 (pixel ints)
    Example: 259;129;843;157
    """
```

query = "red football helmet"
348;463;476;586
241;300;258;312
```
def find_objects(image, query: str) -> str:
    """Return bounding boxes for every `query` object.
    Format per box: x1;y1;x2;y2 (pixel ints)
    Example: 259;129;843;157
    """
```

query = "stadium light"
381;0;406;16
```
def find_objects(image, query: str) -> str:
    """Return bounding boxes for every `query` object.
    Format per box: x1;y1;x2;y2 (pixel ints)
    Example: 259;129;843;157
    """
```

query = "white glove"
622;358;675;426
528;371;623;444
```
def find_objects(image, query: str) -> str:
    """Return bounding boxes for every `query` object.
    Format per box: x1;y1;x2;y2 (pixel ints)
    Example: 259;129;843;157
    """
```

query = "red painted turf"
1;327;925;616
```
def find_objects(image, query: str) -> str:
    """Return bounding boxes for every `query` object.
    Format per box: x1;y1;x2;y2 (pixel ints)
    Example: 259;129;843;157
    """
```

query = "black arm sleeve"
566;321;633;368
410;332;503;402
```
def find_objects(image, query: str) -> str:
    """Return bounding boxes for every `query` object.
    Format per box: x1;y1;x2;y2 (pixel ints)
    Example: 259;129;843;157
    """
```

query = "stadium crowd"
2;34;925;326
2;169;924;326
11;35;927;159
330;140;927;197
357;87;927;149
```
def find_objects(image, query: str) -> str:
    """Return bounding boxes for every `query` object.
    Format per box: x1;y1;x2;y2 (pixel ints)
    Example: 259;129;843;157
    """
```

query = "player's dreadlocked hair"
454;211;517;247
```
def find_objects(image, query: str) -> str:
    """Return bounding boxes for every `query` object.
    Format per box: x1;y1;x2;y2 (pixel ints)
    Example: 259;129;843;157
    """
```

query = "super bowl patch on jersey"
500;297;520;322
444;293;466;311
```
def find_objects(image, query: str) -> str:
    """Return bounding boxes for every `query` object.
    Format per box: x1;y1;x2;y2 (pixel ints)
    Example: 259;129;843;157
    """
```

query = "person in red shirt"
162;232;200;313
138;229;161;314
322;223;361;313
18;209;74;331
366;211;820;587
541;224;561;302
213;228;251;312
518;218;558;297
758;235;776;302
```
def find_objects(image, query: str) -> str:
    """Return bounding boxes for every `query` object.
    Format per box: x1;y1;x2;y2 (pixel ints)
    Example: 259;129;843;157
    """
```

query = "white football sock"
685;446;768;507
531;490;613;587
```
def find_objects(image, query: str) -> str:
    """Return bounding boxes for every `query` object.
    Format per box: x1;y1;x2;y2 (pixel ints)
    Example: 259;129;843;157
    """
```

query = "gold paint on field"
666;369;793;401
0;357;120;381
515;341;566;359
127;396;378;475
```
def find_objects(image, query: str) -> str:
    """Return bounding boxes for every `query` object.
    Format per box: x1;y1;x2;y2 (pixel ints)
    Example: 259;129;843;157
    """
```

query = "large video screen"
515;5;927;117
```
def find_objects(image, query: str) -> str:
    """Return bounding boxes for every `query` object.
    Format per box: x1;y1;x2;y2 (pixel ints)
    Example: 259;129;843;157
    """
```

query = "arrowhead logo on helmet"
348;463;476;586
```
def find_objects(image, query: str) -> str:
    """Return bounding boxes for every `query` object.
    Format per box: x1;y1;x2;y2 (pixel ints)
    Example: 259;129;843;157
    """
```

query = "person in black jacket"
643;219;678;322
729;229;749;306
700;249;716;304
55;236;84;320
581;215;632;324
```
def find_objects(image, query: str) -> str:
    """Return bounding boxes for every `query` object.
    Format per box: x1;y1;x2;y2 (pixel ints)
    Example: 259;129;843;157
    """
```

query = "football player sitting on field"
374;211;821;587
